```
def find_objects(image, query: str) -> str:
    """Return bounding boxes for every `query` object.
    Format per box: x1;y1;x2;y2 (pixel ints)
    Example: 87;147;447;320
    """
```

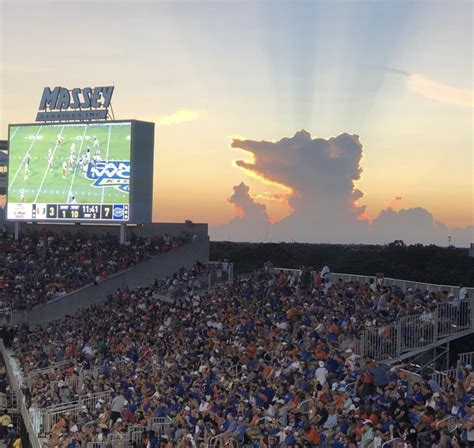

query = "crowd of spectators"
11;263;473;447
0;230;185;310
153;261;231;298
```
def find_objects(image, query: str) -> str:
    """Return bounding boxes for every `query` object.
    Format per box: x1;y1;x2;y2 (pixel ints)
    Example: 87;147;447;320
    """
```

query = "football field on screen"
8;123;131;205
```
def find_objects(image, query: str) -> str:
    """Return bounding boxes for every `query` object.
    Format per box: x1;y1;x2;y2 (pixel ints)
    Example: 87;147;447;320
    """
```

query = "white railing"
26;360;73;388
329;272;473;298
127;424;147;446
254;416;279;426
382;438;403;448
270;268;473;298
148;415;173;437
0;340;42;448
435;415;462;432
359;298;474;360
297;398;314;414
458;350;474;367
399;368;422;392
30;390;112;436
87;442;130;448
50;375;80;392
431;368;458;387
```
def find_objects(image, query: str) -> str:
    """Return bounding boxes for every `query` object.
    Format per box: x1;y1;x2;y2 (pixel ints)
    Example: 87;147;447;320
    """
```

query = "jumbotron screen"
7;122;131;221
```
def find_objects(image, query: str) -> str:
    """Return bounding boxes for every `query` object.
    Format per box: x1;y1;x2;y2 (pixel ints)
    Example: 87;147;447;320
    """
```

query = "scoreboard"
39;204;129;221
7;120;154;223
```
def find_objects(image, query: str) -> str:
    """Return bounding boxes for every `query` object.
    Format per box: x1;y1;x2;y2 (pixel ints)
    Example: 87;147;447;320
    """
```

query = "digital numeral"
102;205;112;219
47;205;57;218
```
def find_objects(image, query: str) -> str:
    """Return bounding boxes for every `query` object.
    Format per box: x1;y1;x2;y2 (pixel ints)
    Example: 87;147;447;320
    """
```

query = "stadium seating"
10;264;473;447
0;231;185;311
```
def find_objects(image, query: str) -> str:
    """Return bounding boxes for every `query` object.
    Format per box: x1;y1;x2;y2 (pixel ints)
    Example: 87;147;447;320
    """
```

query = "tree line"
211;240;474;286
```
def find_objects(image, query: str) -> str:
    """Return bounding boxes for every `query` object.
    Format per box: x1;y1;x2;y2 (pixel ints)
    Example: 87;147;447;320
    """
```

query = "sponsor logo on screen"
113;205;125;219
8;203;33;220
85;161;130;192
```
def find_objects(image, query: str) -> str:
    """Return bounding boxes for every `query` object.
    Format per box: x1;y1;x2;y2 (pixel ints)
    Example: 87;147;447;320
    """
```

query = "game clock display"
39;204;129;221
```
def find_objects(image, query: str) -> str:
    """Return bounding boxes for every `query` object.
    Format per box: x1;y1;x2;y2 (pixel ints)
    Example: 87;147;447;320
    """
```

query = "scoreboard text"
33;204;129;221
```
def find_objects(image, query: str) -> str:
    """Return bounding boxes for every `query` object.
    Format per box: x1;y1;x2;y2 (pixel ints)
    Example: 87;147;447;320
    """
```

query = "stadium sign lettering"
36;86;114;122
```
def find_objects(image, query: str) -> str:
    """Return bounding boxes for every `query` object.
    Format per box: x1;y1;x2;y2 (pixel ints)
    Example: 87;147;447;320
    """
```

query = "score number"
101;205;112;219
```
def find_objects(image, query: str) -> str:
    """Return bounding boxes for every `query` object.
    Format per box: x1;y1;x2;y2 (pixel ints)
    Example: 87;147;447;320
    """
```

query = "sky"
0;0;472;245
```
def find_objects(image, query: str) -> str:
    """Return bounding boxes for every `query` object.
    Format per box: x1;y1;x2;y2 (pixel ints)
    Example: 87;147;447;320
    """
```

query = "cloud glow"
407;73;473;108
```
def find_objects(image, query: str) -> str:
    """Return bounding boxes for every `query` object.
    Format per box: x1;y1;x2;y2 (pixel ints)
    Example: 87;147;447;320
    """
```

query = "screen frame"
6;119;140;223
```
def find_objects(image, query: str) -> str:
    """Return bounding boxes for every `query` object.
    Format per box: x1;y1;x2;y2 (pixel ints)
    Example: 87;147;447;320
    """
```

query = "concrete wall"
5;221;208;239
14;234;209;327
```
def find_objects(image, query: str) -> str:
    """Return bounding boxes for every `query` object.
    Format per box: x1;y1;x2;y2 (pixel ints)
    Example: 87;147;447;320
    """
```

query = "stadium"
0;13;472;448
0;111;473;447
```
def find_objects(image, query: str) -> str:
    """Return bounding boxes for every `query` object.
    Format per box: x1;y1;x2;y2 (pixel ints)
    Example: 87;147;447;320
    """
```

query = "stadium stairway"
274;268;474;374
12;233;209;328
358;298;474;373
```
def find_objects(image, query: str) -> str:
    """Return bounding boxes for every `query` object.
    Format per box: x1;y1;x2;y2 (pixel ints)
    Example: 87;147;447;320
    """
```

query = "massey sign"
36;86;114;122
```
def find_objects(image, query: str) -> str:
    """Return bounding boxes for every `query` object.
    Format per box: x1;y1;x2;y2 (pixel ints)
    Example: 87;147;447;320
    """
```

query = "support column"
120;224;126;244
14;222;20;240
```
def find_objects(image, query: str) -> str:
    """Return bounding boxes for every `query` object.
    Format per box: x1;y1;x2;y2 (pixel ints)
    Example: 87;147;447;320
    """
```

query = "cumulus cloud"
210;129;473;247
230;130;369;242
212;183;270;242
371;207;473;246
228;182;269;223
372;207;443;245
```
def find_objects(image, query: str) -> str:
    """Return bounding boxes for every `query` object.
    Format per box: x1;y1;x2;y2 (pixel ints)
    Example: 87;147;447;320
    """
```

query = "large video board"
7;121;132;221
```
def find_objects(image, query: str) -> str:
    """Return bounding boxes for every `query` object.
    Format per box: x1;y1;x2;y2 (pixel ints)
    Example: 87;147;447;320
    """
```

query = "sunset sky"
1;0;472;239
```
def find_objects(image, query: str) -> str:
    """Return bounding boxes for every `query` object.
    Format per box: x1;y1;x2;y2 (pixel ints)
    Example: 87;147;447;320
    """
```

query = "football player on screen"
68;192;77;204
24;155;30;180
19;189;25;203
56;135;62;146
69;152;75;170
93;135;100;148
62;160;67;179
48;148;53;171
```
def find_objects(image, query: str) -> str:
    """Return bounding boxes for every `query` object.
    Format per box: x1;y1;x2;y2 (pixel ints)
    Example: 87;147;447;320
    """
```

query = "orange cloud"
233;162;294;195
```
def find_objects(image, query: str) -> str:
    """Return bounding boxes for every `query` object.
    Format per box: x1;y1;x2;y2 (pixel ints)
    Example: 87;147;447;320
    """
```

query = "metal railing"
399;368;422;392
148;415;173;437
436;415;462;432
431;367;458;387
296;398;314;415
127;424;147;446
254;416;279;426
329;272;473;298
208;435;239;447
459;350;474;367
26;360;74;388
359;298;474;360
50;374;80;392
269;268;473;299
30;390;112;436
0;340;41;448
87;442;130;448
382;438;403;448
